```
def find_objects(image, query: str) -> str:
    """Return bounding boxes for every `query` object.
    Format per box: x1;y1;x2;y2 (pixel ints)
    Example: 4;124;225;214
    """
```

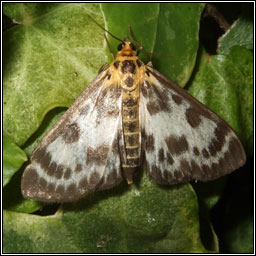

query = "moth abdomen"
121;87;141;184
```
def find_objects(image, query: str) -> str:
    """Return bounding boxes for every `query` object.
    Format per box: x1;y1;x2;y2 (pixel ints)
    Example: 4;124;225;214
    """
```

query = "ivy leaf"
218;15;253;55
3;3;105;146
3;179;210;253
3;134;27;187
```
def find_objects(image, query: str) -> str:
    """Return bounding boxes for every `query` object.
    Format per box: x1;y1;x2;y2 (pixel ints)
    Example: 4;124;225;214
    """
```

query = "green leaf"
3;134;27;187
3;177;210;253
218;15;253;55
23;107;67;156
188;46;253;156
3;3;105;146
101;3;205;86
223;211;253;253
3;134;42;214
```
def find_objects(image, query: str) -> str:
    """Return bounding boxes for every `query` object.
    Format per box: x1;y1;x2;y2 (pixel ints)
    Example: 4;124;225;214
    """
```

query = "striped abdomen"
112;56;144;183
122;88;140;183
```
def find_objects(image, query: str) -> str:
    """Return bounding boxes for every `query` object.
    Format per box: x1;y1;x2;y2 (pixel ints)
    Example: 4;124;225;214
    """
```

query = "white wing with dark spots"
140;67;246;184
21;71;124;202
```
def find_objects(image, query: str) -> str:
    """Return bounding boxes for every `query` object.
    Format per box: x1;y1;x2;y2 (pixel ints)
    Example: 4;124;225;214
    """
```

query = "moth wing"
140;67;246;184
21;71;124;202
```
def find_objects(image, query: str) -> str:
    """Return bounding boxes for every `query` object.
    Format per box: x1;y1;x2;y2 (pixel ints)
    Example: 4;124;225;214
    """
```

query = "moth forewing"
21;39;246;203
21;70;124;202
140;67;246;184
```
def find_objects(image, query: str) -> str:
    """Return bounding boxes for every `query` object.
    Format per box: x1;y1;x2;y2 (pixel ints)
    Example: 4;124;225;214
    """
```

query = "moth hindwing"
21;40;246;202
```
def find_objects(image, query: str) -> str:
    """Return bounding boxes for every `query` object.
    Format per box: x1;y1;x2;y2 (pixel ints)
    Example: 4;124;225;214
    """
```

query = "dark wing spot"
47;183;55;193
75;164;82;173
145;83;171;115
89;172;101;187
208;139;218;156
208;121;230;156
141;81;152;98
86;145;110;166
173;170;183;181
64;168;71;179
145;134;155;152
146;101;161;116
148;165;168;184
56;185;65;195
190;160;202;179
166;152;174;165
32;147;48;163
21;167;39;195
39;177;47;187
179;159;191;177
55;164;64;179
111;137;120;155
81;104;90;116
141;84;149;98
79;177;88;189
39;150;51;170
193;146;200;156
202;148;210;158
158;148;164;162
47;161;57;176
62;123;80;144
185;107;202;128
165;135;189;155
172;94;183;105
228;137;246;166
66;183;77;195
201;164;211;178
104;169;118;187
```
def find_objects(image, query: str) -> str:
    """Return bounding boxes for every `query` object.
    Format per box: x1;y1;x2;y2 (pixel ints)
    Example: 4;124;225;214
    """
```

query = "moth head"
117;40;137;57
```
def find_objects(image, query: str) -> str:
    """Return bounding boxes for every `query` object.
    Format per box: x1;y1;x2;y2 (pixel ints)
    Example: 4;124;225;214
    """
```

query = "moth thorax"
121;87;140;184
121;74;138;91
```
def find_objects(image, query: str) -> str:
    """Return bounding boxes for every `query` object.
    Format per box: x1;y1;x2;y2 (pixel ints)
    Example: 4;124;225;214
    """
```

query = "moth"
21;30;246;202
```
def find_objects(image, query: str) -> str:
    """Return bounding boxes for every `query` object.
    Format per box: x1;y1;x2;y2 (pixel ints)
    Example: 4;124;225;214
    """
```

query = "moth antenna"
128;25;143;56
88;16;124;43
104;33;115;60
128;25;176;59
